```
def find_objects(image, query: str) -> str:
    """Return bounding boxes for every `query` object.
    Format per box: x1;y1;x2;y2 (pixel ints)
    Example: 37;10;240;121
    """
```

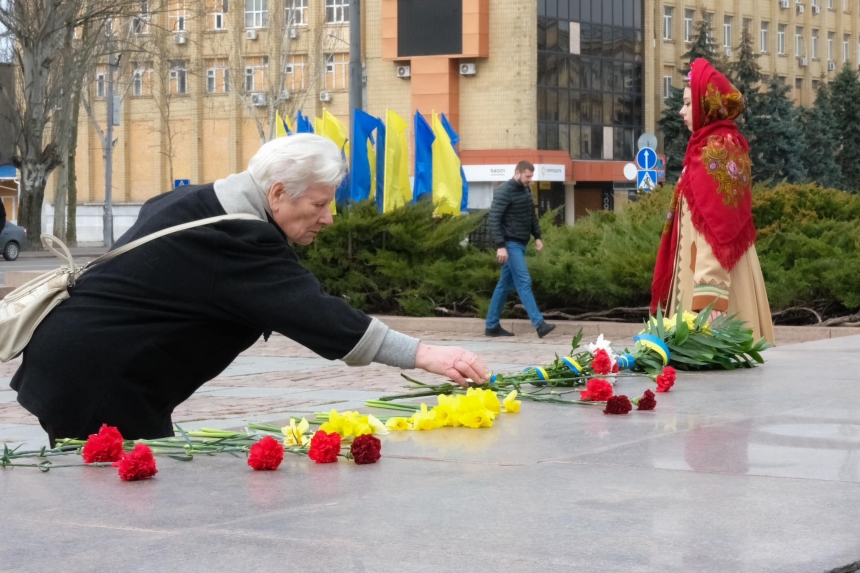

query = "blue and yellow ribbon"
633;334;671;366
560;357;582;375
615;354;636;370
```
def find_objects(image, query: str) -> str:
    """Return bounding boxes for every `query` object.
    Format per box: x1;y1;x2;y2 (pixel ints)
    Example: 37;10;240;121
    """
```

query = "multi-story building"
50;0;850;239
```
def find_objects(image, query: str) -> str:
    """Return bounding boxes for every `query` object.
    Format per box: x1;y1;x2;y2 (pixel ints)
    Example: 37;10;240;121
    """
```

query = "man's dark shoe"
485;325;515;337
536;322;556;338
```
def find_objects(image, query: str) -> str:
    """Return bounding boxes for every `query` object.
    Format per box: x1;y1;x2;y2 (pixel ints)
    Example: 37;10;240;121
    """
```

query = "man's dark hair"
515;160;535;173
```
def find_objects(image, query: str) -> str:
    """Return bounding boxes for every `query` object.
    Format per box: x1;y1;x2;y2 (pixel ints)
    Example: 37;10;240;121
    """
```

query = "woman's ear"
267;183;285;212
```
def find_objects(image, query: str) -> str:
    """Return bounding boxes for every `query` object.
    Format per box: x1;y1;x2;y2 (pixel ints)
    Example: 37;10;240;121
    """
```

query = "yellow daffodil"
411;403;443;431
319;409;372;438
282;417;310;447
468;387;501;414
503;390;521;413
458;409;495;429
367;414;389;435
385;417;411;431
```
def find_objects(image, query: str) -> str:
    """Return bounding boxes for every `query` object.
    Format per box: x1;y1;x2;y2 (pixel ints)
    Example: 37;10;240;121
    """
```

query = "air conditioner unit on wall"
797;3;805;13
251;92;266;106
725;47;732;57
800;56;809;66
174;34;186;44
812;4;821;13
246;29;257;40
460;62;476;75
396;65;411;78
779;0;790;7
319;91;332;102
280;90;291;100
828;60;836;70
289;28;297;39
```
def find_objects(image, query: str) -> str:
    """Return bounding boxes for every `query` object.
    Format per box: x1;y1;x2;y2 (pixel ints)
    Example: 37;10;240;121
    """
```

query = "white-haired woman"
12;134;489;443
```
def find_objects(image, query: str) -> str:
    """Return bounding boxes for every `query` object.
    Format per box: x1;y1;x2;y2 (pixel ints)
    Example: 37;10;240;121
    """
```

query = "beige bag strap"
40;213;262;284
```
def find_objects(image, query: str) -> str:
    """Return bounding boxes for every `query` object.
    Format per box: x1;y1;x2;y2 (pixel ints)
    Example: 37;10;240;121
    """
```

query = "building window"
326;0;348;24
704;12;714;43
813;79;820;91
777;76;786;86
133;69;143;96
96;71;106;98
169;60;187;94
287;0;307;26
243;56;268;92
663;75;672;99
324;52;348;89
761;21;769;52
663;7;673;40
684;9;694;42
828;32;834;60
724;15;732;48
169;1;187;32
204;60;229;94
828;0;834;8
812;29;819;58
206;0;228;30
844;34;850;62
132;1;150;34
795;78;803;90
284;54;307;91
245;0;268;29
811;0;818;6
796;27;804;57
777;24;786;54
743;18;752;33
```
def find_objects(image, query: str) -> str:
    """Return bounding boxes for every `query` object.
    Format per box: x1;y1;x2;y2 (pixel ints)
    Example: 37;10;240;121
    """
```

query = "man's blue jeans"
485;241;544;329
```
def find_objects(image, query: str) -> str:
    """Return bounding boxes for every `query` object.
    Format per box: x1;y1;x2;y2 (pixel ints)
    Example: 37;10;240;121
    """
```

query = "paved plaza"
1;321;859;572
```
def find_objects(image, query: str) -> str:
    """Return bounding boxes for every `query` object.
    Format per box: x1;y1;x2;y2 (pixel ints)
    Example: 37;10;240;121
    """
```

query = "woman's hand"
414;343;490;388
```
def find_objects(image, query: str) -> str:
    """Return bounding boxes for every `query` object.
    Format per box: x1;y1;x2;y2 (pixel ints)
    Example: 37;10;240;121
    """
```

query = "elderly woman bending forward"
11;134;488;443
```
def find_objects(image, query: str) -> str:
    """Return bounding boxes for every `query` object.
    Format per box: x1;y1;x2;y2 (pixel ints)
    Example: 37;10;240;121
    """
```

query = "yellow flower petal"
385;417;411;431
503;390;521;413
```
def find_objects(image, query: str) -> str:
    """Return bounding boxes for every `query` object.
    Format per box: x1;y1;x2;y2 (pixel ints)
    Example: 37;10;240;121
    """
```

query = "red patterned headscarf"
650;59;757;314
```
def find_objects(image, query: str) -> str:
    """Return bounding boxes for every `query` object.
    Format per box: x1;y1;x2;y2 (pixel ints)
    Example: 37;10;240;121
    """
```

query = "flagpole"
104;49;116;249
349;0;361;154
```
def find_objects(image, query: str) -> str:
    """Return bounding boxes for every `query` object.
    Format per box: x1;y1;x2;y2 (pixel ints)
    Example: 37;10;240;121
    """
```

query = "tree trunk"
52;150;68;239
18;156;49;248
67;90;81;247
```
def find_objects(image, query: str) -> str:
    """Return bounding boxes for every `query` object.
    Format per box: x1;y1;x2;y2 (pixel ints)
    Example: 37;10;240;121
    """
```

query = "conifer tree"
680;9;722;74
658;86;688;183
746;80;807;183
800;81;842;189
729;26;763;142
830;63;860;192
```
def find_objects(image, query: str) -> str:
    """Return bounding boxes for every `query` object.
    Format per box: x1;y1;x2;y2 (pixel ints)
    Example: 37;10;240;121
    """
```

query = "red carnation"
308;431;341;464
603;395;633;415
636;389;657;411
113;443;158;481
656;366;677;393
350;434;382;465
591;349;612;375
247;435;284;471
579;378;614;402
611;361;619;374
82;424;125;463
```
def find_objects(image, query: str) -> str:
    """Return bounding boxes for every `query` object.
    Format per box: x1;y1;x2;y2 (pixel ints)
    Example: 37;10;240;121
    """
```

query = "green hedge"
296;184;860;321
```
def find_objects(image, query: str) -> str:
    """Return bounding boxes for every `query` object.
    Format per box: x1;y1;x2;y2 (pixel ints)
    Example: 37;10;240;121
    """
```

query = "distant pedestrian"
484;161;555;338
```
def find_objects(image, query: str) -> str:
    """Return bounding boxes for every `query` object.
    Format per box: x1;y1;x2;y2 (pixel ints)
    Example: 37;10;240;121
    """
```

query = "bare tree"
212;0;341;144
0;0;147;247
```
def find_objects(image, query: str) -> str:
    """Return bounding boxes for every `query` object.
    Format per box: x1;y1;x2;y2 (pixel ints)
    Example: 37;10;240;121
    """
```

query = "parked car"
0;222;28;261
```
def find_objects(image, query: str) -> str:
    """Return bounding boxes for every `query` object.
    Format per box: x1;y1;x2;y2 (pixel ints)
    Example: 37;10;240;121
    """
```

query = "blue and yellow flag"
350;110;382;203
384;110;411;212
413;111;435;203
431;111;463;216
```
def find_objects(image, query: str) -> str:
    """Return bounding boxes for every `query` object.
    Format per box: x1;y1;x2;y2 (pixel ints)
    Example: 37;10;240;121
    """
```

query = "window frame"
760;21;769;52
244;0;269;29
777;24;786;55
663;7;673;41
325;0;349;24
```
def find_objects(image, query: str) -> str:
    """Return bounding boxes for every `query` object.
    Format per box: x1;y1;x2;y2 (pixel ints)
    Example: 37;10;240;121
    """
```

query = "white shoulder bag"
0;213;260;363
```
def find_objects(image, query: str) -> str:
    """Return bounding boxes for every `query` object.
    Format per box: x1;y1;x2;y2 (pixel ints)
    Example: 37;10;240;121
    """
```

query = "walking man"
484;161;556;338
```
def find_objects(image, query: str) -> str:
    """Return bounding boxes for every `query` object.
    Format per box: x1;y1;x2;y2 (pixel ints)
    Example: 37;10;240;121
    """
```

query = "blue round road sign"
636;147;657;170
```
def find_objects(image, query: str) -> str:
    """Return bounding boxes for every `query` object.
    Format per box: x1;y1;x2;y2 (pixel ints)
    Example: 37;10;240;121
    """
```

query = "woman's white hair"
247;133;346;199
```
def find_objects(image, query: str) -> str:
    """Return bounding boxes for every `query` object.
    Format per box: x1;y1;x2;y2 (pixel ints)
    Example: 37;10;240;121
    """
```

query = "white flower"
587;334;617;360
